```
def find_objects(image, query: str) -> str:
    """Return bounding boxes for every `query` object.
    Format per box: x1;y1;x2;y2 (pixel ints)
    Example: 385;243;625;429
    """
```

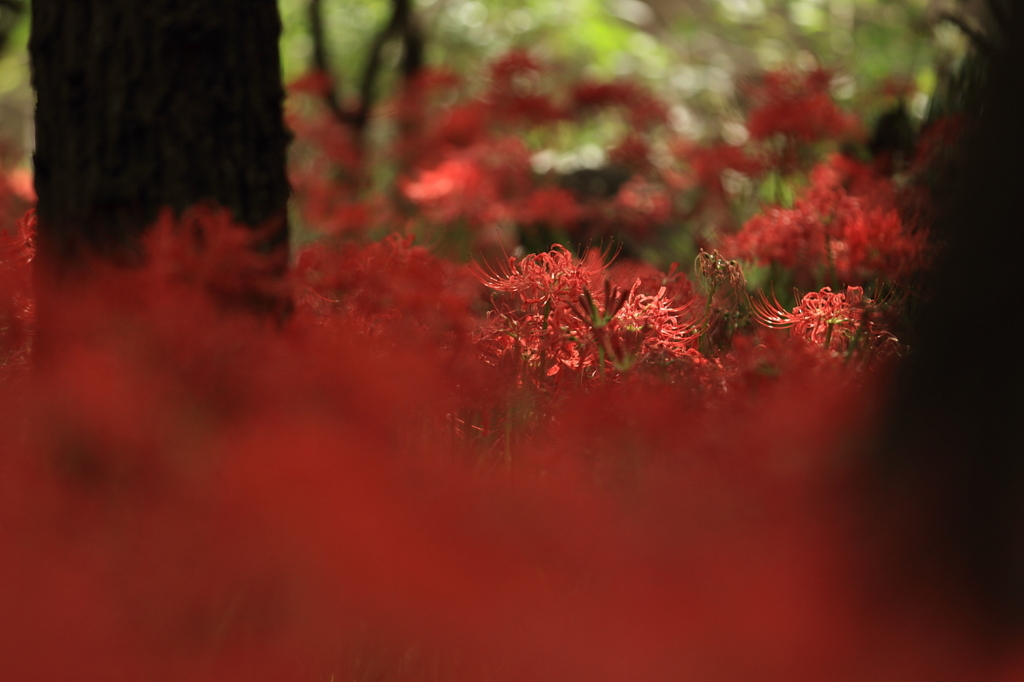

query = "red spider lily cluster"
719;153;930;287
474;245;702;383
288;50;938;291
753;285;901;358
288;50;677;254
2;51;1011;682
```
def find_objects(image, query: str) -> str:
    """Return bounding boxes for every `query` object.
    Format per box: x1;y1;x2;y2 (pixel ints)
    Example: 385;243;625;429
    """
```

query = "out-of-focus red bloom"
287;102;363;173
486;51;564;126
403;66;462;97
572;80;668;129
0;209;35;372
672;141;763;229
400;136;533;237
287;101;366;236
432;103;489;150
746;69;859;144
403;158;482;204
613;176;672;238
516;187;584;231
400;155;497;229
142;205;289;307
719;155;928;286
295;232;482;346
608;133;652;174
287;69;334;97
683;142;764;192
489;49;542;85
608;259;695;304
745;69;861;172
5;168;34;203
879;75;915;99
808;152;889;198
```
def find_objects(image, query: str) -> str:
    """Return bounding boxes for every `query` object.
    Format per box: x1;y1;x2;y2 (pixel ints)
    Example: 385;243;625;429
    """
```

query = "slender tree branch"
309;0;424;137
400;10;424;78
937;10;995;54
307;0;352;124
353;0;423;131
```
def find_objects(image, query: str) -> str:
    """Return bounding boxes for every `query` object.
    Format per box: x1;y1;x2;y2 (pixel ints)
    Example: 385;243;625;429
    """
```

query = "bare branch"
307;0;353;125
352;0;424;133
937;10;995;54
308;0;424;138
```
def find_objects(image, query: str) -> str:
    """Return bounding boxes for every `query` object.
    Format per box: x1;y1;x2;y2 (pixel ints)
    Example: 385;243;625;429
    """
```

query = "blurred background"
279;0;969;130
0;0;980;173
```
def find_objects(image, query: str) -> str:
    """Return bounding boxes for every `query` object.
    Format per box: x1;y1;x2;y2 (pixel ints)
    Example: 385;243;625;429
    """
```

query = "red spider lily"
475;246;702;380
602;279;703;369
0;36;992;680
752;285;900;359
142;206;289;308
294;233;482;347
471;245;608;378
472;243;608;307
0;192;972;682
718;155;929;286
0;207;35;268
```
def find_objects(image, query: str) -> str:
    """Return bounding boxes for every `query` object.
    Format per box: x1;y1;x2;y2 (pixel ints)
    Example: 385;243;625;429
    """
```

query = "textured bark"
29;0;290;264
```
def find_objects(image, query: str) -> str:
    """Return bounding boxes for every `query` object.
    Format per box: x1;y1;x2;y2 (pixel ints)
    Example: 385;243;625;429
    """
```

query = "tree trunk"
29;0;291;266
873;2;1024;636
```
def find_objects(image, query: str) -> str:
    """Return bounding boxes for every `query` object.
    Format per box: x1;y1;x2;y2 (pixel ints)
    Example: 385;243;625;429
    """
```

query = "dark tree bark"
872;2;1024;639
29;0;291;266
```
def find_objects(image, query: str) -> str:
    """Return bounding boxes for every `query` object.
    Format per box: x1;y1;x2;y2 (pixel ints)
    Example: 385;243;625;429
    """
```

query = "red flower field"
1;48;1021;681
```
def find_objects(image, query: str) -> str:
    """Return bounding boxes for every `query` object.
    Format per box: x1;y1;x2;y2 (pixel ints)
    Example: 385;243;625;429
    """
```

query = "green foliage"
0;0;978;173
